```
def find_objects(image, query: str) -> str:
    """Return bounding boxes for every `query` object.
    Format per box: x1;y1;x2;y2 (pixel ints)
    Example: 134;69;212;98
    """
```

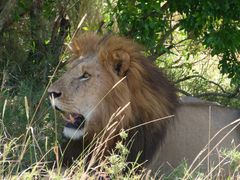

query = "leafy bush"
107;0;240;85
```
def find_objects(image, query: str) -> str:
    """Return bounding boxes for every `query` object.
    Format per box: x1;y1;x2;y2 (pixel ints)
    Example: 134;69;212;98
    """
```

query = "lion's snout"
48;91;61;110
48;81;63;99
48;91;62;99
48;83;63;110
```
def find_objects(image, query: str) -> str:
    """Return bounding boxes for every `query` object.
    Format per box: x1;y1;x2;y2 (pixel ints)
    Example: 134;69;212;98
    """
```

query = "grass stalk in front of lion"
183;117;240;179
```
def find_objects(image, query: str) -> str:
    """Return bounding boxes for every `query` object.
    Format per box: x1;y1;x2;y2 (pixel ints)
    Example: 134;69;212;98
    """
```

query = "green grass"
0;88;146;179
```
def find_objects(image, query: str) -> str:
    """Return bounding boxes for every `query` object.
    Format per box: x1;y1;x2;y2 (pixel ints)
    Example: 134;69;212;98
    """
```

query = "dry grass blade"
203;143;240;180
183;118;240;179
72;13;87;39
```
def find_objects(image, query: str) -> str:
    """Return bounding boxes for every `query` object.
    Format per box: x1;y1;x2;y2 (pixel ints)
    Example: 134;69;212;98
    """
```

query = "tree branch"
49;11;70;63
149;38;188;61
160;2;169;11
177;88;193;96
172;54;208;69
195;91;240;98
158;23;180;47
175;75;240;98
175;75;227;93
177;88;240;99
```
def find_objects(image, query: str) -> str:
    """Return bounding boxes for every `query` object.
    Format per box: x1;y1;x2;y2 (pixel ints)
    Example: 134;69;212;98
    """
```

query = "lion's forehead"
64;55;108;81
67;55;100;70
67;54;90;66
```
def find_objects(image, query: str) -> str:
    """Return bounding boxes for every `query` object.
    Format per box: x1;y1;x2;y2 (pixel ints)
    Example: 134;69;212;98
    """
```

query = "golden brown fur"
69;32;101;57
72;32;178;129
48;32;178;167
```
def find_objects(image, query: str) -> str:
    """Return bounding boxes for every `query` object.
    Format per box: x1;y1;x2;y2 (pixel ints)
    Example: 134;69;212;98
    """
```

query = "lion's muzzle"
48;90;86;140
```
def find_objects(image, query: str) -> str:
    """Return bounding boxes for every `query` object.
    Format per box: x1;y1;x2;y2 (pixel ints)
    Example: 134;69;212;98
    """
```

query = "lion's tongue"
61;112;85;127
66;113;85;128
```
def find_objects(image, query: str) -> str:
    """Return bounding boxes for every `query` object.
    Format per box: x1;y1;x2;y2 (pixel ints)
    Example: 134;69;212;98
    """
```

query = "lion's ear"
98;35;134;77
111;49;130;76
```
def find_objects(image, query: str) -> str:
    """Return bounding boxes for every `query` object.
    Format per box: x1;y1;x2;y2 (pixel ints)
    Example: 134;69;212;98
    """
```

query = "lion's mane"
63;32;179;165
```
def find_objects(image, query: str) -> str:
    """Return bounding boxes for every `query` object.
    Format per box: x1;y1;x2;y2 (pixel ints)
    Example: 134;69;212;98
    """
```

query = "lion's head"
48;32;178;165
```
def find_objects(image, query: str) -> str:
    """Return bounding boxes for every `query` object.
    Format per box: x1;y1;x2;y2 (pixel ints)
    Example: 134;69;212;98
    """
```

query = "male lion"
48;32;240;176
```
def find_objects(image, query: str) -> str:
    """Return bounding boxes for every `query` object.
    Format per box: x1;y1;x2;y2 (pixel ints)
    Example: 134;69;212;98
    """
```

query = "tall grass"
1;86;240;179
0;94;147;179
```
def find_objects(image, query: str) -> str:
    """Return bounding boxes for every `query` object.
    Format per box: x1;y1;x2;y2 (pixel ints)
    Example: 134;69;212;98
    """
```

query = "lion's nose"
48;91;62;98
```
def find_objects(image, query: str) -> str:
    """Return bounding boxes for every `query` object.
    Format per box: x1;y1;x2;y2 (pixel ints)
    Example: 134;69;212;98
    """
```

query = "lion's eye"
79;72;91;81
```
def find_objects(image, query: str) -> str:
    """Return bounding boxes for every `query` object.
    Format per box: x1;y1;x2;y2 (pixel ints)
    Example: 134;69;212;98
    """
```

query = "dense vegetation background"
0;0;240;178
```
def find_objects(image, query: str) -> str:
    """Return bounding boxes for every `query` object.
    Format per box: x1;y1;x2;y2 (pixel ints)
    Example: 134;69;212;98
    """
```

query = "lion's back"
149;97;240;175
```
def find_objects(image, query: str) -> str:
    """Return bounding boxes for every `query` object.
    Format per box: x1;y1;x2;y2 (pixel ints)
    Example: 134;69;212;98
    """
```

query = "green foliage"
169;0;240;84
108;0;240;85
104;133;130;178
221;149;240;173
108;0;169;55
0;0;71;92
164;161;188;180
0;83;58;169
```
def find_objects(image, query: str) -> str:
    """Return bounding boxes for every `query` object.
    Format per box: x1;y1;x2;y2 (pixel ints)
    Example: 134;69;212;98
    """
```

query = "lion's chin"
63;126;84;140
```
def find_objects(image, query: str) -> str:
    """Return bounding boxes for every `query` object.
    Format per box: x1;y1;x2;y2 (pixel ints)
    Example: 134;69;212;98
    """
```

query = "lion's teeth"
61;113;75;124
69;114;75;123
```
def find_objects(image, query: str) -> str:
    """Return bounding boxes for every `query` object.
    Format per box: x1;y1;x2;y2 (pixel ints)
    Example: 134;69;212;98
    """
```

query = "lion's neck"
126;116;175;165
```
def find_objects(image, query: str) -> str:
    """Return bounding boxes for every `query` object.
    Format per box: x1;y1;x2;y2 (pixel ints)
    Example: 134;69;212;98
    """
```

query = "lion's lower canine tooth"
69;114;75;123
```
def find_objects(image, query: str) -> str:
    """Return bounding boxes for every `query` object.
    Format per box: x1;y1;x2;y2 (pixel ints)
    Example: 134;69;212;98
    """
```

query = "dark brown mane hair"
62;32;179;166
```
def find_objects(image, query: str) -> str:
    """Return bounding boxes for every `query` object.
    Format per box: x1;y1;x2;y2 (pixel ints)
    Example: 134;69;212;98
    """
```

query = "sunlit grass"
1;93;240;179
0;95;147;179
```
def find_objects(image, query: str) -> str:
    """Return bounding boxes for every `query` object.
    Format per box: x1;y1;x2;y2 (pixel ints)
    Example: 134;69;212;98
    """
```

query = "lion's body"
48;33;240;175
150;97;240;174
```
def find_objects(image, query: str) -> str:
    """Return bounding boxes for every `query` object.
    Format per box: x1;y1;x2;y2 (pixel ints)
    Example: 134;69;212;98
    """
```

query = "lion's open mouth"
61;112;85;129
